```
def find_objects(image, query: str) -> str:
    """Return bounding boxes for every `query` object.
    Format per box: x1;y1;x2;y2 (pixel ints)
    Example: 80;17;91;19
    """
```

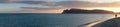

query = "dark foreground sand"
91;17;120;27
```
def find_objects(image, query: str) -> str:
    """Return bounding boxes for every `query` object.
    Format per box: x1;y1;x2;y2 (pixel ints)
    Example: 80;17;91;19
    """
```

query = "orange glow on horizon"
29;8;120;13
83;8;120;12
101;8;120;12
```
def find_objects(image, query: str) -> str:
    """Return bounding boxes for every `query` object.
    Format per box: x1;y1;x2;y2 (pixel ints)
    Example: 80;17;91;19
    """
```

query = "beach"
90;17;120;27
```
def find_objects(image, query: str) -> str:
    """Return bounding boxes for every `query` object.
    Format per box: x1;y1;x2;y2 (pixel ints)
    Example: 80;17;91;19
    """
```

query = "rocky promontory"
62;8;114;14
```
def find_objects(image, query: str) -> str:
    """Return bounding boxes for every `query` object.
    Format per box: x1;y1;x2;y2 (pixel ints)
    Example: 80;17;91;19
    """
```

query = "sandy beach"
88;17;120;27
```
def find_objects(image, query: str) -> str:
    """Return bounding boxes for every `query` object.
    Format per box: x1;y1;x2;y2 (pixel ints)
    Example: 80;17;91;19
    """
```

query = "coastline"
87;17;120;27
85;18;111;27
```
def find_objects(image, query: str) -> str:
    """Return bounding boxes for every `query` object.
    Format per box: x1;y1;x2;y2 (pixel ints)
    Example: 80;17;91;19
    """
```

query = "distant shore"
62;8;115;14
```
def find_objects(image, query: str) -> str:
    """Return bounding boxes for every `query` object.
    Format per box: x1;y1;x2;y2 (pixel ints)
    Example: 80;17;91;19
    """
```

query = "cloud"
17;1;120;9
56;1;95;8
1;0;120;13
0;0;16;3
0;0;9;3
16;1;47;4
20;7;60;10
56;1;120;8
0;0;51;3
16;1;65;10
1;0;120;9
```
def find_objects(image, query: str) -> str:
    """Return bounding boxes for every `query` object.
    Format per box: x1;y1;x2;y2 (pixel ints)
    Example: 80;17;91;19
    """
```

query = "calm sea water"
0;14;118;27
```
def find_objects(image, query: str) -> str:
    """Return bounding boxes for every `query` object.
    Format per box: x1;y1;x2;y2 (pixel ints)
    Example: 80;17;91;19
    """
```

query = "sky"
1;0;120;13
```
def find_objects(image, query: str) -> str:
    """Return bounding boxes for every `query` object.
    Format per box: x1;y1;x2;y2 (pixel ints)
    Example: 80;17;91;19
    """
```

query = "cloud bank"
1;0;120;8
0;0;120;13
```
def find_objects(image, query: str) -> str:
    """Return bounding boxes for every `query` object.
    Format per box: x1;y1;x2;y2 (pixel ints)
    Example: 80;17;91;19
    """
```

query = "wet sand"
90;17;120;27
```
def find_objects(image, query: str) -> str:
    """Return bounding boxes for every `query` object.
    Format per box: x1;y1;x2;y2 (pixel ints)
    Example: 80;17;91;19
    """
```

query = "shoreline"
85;17;116;27
87;17;120;27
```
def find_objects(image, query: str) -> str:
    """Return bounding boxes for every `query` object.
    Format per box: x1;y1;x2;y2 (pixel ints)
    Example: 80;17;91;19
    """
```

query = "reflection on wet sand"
86;18;114;27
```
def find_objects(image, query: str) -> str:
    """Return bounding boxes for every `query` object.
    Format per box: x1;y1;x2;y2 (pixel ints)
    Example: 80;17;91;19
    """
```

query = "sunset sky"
1;0;120;13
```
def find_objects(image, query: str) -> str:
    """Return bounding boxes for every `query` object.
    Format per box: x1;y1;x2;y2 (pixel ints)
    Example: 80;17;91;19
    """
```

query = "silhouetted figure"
115;14;118;27
115;14;117;18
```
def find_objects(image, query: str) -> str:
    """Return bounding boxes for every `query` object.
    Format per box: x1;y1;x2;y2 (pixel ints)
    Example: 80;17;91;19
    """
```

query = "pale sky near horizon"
1;0;120;13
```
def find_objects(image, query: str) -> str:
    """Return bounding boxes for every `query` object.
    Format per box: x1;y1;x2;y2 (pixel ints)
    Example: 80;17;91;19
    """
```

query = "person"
115;14;117;18
114;13;118;27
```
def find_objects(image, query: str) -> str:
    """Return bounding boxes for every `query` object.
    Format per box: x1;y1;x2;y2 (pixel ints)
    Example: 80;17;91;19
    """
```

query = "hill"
62;8;114;14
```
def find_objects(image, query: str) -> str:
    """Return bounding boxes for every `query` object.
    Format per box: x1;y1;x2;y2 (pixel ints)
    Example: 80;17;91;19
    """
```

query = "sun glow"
107;8;120;12
104;9;120;13
84;8;120;12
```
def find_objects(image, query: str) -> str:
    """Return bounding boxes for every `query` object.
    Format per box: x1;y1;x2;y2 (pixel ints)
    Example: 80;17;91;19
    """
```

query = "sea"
0;13;118;27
